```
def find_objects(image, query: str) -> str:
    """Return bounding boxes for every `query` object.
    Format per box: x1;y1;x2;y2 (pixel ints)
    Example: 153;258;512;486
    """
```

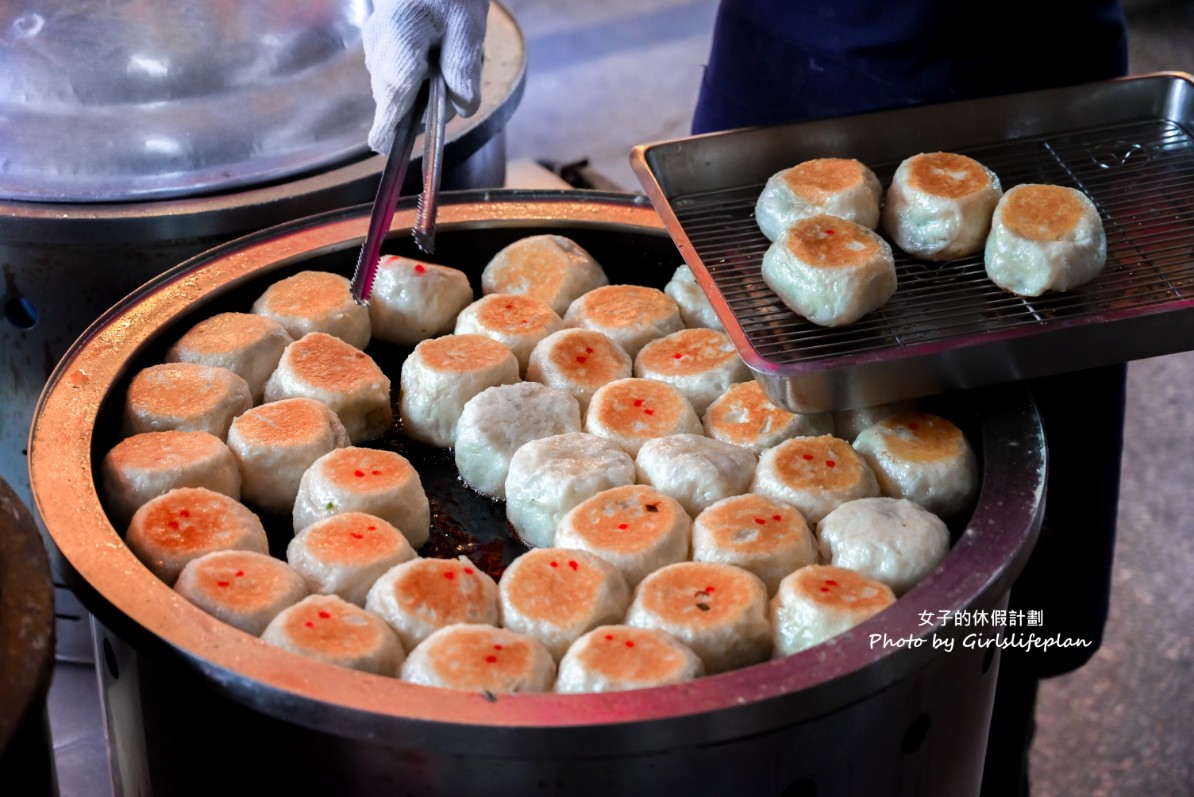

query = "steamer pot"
0;1;526;510
29;191;1047;797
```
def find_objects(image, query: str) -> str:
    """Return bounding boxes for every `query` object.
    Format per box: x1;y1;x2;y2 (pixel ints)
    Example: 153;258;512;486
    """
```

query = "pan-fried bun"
368;255;474;346
626;561;771;675
852;410;979;518
400;624;556;693
123;363;252;440
165;312;292;403
703;380;833;454
555;485;691;588
482;234;609;315
454;382;582;499
761;214;897;327
286;512;417;606
984;183;1107;296
398;333;520;448
755;158;883;241
251;270;371;350
504;432;637;549
365;556;500;651
831;400;916;443
526;328;633;413
226;397;350;515
692;493;817;596
771;564;895;656
290;446;429;551
817;497;950;595
454;293;565;375
663;265;725;332
262;594;404;676
634;434;758;518
498;547;631;660
564;285;684;358
292;446;430;549
584;377;702;457
125;487;269;586
633;328;750;415
555;625;704;693
882;152;1002;261
263;332;393;443
175;550;308;636
751;435;880;525
101;430;241;527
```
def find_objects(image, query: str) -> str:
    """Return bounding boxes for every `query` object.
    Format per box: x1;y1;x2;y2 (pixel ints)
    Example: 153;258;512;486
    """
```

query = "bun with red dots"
368;255;474;346
365;556;500;652
498;547;631;660
750;435;880;525
555;625;704;693
262;594;405;675
400;623;556;692
770;564;896;657
291;447;430;549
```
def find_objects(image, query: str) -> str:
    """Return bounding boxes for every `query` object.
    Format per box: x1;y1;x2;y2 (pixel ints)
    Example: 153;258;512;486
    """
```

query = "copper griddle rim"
28;190;1045;756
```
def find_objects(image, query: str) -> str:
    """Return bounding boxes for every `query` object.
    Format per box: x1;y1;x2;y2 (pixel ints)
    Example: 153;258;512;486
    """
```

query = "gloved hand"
363;0;489;154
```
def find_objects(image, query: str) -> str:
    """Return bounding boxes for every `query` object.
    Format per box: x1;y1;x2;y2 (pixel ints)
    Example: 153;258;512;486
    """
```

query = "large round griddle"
29;191;1047;796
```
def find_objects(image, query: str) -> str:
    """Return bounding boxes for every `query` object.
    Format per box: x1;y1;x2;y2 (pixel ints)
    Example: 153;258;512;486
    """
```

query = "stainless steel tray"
631;72;1194;412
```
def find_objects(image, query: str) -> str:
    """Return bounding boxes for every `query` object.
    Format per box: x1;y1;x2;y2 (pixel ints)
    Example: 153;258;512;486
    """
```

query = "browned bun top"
576;285;676;328
277;595;390;657
868;411;968;463
771;436;868;491
232;398;332;447
784;214;883;268
127;363;243;416
108;430;226;469
905;152;992;199
323;447;417;493
387;558;492;624
574;625;694;682
488;237;572;299
181;550;298;611
543;329;629;388
304;513;408;565
589;378;691;436
173;312;285;357
566;485;681;554
502;548;609;626
416;333;514;373
787;565;895;613
259;271;351;317
637;562;762;629
134;487;256;556
1000;184;1087;242
783;158;868;201
422;625;537;689
473;294;560;333
704;381;795;445
636;328;738;377
286;332;384;387
698;494;806;554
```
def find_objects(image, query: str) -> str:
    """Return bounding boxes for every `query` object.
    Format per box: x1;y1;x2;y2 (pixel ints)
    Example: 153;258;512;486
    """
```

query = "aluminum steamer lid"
0;0;375;202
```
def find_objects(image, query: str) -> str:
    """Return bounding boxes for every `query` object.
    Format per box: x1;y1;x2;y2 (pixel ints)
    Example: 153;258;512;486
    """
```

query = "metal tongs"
351;54;448;303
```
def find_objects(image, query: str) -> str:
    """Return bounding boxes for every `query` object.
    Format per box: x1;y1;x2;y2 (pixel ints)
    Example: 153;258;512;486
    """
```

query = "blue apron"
693;0;1128;133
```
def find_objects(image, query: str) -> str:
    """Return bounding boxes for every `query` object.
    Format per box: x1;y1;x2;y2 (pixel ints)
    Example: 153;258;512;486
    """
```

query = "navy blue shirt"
693;0;1128;133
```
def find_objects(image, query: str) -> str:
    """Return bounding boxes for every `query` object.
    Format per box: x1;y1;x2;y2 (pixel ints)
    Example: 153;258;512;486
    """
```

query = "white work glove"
363;0;489;154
